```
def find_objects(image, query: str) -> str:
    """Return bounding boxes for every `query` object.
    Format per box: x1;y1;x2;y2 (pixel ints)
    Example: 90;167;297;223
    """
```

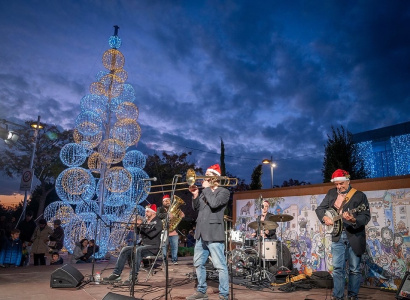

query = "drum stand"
249;220;274;283
276;216;290;273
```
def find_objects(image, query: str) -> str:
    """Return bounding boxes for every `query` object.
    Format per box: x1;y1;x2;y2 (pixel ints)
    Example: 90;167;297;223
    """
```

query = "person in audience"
17;211;36;266
50;252;64;265
31;219;53;266
85;239;100;262
0;229;23;267
48;219;64;252
73;238;89;263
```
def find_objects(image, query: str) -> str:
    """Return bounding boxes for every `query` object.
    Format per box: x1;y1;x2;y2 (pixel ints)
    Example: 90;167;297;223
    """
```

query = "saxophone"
163;195;185;232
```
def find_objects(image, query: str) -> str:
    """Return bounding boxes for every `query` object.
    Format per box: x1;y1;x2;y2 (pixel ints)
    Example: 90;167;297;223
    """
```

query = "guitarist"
315;169;370;300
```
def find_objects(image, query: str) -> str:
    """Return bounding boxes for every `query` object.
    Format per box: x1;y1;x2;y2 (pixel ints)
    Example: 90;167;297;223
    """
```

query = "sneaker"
186;291;208;300
103;273;121;281
173;261;178;265
123;278;138;285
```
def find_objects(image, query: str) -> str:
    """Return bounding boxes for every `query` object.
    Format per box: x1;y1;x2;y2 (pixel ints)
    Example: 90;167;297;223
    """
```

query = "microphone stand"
164;174;181;300
76;197;110;288
130;179;148;297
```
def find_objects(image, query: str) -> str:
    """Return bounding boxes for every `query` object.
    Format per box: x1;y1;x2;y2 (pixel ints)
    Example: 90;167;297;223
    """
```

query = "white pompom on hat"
330;169;351;182
145;204;157;213
206;164;221;176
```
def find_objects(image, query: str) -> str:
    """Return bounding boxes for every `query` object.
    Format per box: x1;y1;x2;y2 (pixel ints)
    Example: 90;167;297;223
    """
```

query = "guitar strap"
337;188;357;214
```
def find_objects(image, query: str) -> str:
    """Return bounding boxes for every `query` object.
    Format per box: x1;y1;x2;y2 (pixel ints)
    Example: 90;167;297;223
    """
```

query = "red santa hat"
162;194;171;201
331;169;351;182
145;204;157;213
206;164;221;176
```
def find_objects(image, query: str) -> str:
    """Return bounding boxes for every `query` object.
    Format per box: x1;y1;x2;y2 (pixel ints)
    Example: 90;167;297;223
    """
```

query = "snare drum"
244;238;256;248
262;239;277;261
230;230;244;244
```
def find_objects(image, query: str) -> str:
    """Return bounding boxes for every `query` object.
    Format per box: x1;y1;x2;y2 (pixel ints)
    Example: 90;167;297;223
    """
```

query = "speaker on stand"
50;264;84;288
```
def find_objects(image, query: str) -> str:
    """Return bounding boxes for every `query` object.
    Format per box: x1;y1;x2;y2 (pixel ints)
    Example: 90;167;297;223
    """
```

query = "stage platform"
0;255;397;300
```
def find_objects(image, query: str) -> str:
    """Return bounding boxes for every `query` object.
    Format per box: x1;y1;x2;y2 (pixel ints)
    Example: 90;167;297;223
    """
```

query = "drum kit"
225;213;294;280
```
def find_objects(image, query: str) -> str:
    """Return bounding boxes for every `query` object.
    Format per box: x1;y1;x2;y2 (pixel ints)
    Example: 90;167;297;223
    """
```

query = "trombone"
145;168;238;194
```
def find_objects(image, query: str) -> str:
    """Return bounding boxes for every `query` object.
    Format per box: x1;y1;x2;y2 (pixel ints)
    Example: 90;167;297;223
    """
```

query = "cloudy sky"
0;1;409;204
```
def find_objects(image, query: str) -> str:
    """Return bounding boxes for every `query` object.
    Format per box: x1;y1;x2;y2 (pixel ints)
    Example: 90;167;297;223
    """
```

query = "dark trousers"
33;253;46;265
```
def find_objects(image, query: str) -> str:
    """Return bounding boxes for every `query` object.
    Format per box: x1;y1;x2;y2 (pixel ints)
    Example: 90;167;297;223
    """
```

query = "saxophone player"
158;194;185;265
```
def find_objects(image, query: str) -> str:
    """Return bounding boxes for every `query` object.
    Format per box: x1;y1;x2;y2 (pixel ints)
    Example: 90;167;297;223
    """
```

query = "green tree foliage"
249;164;263;190
220;138;226;176
143;151;201;224
322;126;367;182
281;178;311;187
0;121;73;218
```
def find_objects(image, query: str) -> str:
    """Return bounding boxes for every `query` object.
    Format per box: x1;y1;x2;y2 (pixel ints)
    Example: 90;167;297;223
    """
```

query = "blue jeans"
193;238;229;298
113;245;157;277
332;231;362;299
162;234;179;262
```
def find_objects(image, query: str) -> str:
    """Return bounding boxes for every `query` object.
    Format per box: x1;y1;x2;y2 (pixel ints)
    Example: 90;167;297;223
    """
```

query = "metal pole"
270;164;273;188
21;116;41;219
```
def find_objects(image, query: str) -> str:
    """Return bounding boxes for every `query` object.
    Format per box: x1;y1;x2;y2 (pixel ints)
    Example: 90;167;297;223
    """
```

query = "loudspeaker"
50;264;84;288
397;272;410;299
102;292;141;299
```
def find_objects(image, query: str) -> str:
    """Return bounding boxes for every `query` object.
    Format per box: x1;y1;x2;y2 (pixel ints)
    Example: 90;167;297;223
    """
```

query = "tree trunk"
36;185;53;219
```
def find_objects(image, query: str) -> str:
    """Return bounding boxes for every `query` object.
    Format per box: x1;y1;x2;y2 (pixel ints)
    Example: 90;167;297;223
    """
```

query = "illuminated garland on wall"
356;134;410;178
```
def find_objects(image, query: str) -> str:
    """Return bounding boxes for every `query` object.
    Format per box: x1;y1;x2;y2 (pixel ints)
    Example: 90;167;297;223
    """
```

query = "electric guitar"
324;204;367;236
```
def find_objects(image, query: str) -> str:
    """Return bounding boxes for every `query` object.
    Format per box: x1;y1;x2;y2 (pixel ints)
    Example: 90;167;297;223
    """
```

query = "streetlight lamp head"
272;163;277;168
262;159;271;164
5;131;19;144
30;123;44;129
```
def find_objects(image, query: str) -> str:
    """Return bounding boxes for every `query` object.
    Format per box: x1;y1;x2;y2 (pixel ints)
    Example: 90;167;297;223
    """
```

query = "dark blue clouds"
0;0;409;194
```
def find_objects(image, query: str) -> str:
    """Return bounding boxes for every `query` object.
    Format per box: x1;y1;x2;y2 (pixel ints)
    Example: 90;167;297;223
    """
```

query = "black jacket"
138;215;162;253
315;187;370;256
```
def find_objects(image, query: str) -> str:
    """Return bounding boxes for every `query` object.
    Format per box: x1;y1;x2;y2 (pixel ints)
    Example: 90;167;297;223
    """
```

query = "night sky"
0;1;409;199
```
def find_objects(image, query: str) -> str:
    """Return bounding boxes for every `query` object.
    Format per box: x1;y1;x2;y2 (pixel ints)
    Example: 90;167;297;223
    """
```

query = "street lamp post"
262;156;277;188
18;116;43;223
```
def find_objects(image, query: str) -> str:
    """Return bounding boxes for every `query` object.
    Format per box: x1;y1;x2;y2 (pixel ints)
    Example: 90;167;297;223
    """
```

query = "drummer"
252;200;278;239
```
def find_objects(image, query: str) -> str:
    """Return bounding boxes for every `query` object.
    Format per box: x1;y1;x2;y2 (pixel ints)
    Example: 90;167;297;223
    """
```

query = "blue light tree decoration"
47;26;150;257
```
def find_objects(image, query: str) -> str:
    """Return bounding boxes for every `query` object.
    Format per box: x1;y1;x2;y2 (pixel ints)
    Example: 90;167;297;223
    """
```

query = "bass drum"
267;241;293;274
228;248;258;277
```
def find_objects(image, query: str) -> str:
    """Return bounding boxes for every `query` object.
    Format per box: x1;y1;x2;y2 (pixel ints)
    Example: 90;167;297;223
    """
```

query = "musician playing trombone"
315;169;370;300
104;204;162;285
186;164;230;300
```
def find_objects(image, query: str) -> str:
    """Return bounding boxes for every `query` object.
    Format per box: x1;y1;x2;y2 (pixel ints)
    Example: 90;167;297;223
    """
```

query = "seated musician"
104;204;162;284
251;200;277;239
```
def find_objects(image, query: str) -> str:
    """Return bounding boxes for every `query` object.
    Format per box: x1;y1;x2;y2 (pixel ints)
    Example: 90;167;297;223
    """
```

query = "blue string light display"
110;84;136;112
123;150;146;169
75;111;103;136
59;143;88;167
45;27;151;257
356;134;409;178
80;94;108;120
391;134;410;175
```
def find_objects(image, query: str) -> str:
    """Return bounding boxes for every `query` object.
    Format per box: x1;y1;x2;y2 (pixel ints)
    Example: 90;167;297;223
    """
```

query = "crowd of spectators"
0;211;65;267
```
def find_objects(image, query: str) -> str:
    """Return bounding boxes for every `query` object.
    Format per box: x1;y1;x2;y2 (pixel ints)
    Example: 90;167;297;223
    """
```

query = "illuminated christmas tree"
45;26;150;257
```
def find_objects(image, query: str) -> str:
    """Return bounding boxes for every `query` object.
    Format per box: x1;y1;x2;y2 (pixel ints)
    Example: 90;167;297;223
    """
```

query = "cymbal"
248;220;278;230
269;214;294;222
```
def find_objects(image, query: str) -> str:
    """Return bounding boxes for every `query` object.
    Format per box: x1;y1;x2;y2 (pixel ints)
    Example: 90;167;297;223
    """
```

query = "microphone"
142;177;157;182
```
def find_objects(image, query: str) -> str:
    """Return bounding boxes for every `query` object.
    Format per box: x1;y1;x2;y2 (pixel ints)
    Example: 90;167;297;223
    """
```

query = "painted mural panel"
234;188;410;289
